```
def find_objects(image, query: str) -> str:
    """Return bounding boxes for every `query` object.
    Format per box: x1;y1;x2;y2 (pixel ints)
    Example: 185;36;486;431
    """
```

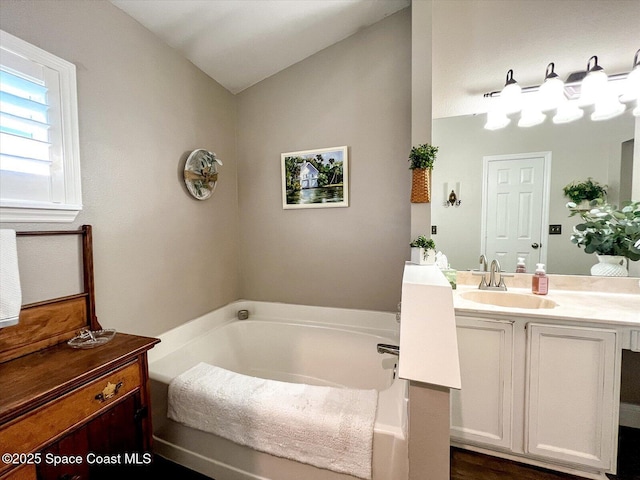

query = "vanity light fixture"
483;51;638;129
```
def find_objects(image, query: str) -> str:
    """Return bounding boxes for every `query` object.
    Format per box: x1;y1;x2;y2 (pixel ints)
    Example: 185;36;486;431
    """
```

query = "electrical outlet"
549;224;562;235
432;225;437;235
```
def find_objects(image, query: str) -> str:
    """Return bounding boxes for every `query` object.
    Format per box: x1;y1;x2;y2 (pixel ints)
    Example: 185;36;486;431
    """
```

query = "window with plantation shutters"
0;29;81;223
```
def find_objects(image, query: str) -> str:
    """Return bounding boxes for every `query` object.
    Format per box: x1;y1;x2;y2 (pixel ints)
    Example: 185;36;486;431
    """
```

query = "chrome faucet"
489;259;502;288
480;259;507;291
478;255;489;288
474;255;510;290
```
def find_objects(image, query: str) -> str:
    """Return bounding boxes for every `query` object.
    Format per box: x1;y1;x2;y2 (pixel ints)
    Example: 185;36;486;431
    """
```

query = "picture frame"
281;146;349;209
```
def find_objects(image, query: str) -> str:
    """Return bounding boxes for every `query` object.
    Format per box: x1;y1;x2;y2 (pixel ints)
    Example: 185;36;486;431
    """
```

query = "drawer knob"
95;381;123;402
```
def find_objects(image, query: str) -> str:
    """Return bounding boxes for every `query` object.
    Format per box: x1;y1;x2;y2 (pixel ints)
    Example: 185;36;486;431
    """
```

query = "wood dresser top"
0;333;159;423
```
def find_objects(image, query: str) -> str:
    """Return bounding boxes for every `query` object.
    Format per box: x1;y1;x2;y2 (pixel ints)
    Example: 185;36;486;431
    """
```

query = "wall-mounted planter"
411;168;431;203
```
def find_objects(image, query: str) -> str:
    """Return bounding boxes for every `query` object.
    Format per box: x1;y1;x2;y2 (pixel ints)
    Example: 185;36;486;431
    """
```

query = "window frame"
0;29;82;223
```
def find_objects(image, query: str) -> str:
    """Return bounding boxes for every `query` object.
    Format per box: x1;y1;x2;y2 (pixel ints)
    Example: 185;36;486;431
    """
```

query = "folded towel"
168;362;378;479
0;229;21;328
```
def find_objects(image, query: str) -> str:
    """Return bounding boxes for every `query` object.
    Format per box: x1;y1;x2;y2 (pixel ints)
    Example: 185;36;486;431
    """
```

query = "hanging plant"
409;144;438;170
409;143;438;203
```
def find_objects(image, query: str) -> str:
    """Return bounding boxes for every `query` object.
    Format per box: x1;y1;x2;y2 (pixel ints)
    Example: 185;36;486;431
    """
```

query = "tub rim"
148;299;400;365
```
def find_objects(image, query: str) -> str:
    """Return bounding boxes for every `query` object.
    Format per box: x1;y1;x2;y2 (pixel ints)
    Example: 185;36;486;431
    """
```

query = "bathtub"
148;300;409;480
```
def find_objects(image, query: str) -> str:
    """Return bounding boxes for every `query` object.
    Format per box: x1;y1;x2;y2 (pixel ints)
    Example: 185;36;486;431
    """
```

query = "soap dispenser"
532;263;548;295
516;257;526;273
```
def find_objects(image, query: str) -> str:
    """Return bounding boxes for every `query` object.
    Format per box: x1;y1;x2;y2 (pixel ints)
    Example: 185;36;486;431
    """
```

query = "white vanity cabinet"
452;313;621;479
526;323;618;471
450;316;513;449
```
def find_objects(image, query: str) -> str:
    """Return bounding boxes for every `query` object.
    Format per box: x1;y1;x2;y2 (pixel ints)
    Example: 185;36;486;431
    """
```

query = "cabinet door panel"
451;317;513;449
526;323;617;470
37;421;90;480
37;394;143;480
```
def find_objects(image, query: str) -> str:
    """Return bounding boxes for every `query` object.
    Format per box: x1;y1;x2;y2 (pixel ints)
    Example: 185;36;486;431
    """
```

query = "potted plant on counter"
563;177;607;210
568;200;640;276
410;235;437;265
409;143;438;203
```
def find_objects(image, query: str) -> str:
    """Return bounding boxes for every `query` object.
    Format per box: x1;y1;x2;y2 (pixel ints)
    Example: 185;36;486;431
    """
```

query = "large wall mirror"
431;109;637;276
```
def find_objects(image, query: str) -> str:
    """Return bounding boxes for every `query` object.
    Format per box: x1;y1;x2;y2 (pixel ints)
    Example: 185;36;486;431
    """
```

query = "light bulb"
500;69;522;115
553;99;584;124
538;63;565;112
539;76;565;112
484;108;510;130
519;109;545;127
591;82;625;121
620;49;640;103
518;97;545;127
591;99;625;121
579;56;608;107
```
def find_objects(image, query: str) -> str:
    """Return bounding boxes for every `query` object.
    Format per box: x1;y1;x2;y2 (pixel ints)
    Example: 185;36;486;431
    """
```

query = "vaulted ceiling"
111;0;411;94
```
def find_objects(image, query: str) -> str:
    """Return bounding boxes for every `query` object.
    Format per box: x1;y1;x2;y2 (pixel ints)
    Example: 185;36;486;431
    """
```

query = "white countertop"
453;284;640;327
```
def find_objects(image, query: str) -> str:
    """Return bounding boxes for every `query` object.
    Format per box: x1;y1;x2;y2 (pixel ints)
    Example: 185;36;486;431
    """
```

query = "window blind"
0;68;52;176
1;29;82;222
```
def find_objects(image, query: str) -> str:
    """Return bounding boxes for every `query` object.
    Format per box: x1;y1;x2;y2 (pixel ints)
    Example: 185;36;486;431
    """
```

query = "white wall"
0;0;240;336
237;8;412;313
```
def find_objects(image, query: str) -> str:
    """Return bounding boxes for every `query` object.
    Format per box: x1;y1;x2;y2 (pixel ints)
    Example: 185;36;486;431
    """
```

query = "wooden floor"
151;427;640;480
452;426;640;480
451;446;638;480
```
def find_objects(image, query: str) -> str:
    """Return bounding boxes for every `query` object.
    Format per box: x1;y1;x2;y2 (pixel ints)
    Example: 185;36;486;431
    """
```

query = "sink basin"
460;290;557;309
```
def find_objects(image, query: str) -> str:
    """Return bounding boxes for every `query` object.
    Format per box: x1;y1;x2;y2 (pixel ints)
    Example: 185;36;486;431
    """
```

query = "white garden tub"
148;301;408;480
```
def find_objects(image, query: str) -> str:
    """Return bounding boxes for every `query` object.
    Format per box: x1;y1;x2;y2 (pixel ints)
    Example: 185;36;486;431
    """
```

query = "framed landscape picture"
281;146;349;209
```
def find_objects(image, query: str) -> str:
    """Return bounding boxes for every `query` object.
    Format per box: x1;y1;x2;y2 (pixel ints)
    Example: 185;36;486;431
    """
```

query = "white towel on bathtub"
167;362;378;480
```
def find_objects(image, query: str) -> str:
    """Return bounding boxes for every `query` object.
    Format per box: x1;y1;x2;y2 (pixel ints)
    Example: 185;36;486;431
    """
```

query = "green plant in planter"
410;235;436;260
568;200;640;261
562;178;607;205
408;144;438;170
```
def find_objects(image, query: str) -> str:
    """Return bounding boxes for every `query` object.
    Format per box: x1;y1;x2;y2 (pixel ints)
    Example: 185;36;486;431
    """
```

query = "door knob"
531;243;540;249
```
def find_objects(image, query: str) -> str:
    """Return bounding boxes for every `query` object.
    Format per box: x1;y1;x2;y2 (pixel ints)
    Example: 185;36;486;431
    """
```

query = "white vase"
575;200;593;211
411;247;436;265
590;255;628;277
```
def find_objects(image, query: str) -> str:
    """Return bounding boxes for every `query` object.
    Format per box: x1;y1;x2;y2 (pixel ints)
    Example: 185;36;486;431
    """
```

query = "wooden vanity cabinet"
0;333;159;480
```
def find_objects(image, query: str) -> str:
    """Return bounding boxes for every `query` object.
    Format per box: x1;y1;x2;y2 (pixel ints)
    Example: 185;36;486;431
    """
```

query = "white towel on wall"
0;229;22;328
168;362;379;480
